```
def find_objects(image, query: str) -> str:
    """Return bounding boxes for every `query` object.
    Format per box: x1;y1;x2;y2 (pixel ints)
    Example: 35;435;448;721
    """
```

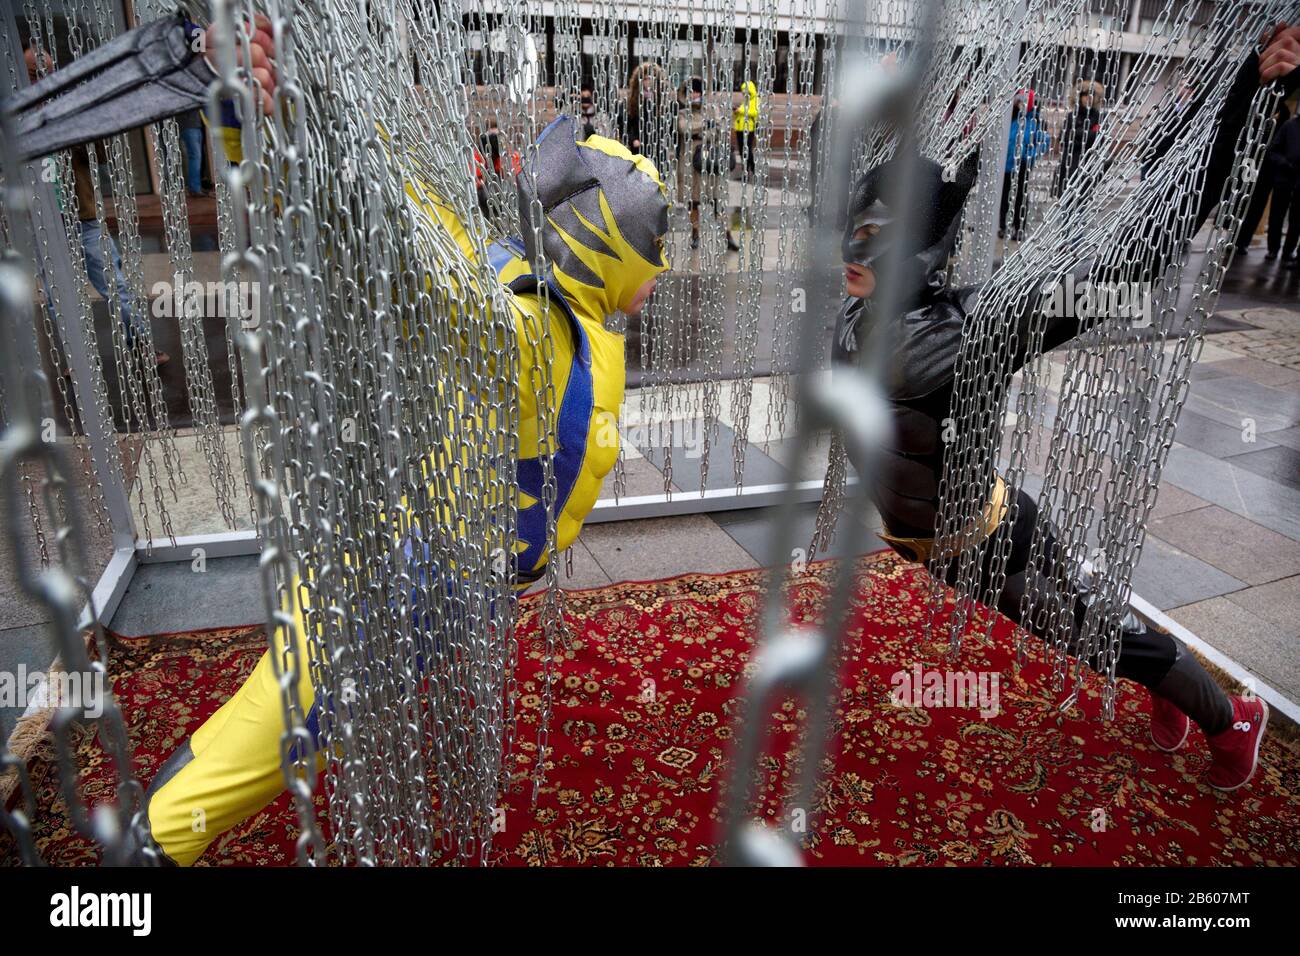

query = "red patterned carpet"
4;552;1299;866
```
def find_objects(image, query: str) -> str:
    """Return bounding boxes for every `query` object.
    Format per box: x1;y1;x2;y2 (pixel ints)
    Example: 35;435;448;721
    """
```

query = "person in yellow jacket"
733;79;760;175
13;12;670;866
134;114;669;866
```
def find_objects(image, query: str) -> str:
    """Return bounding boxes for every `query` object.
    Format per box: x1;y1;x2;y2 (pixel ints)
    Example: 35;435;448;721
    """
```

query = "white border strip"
587;477;857;523
1129;591;1300;726
76;546;136;631
134;530;262;564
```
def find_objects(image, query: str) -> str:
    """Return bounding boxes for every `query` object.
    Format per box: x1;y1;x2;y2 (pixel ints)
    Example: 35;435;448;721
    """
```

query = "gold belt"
878;475;1009;565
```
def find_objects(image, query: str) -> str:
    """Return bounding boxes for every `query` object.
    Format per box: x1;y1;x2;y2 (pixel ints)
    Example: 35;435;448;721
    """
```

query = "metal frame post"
1;8;140;629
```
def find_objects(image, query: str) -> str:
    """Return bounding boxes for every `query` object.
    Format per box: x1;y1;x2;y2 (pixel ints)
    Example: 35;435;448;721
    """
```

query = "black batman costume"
832;51;1297;747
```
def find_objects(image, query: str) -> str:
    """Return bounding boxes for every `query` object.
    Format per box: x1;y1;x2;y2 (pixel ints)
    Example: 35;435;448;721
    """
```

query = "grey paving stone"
109;555;265;637
636;420;787;493
525;541;610;595
1188;363;1231;382
712;500;884;566
580;513;758;583
0;556;51;630
1168;597;1299;701
1;501;117;631
1223;576;1300;639
1266;426;1300;451
1170;408;1276;459
1216;306;1300;334
759;434;836;483
1161;444;1300;542
1206;356;1300;385
598;455;677;500
1183;375;1300;433
0;624;61;743
1149;483;1211;520
131;432;256;538
1018;471;1044;499
1208;356;1300;388
1224;445;1300;492
1148;506;1300;586
1197;310;1259;334
1132;535;1248;611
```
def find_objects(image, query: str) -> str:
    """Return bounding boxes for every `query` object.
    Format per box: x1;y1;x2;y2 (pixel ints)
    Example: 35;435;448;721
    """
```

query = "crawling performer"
831;26;1300;793
11;16;669;863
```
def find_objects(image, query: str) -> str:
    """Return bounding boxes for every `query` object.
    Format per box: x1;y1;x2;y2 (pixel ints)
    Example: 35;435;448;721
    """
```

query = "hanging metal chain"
0;86;157;865
927;0;1288;717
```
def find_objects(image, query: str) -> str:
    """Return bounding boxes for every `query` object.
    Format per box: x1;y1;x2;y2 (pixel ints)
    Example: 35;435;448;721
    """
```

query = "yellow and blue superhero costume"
140;117;669;865
733;80;759;133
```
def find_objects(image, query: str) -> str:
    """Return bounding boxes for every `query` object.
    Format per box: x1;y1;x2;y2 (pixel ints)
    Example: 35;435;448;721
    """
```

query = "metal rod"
587;477;857;522
0;14;138;555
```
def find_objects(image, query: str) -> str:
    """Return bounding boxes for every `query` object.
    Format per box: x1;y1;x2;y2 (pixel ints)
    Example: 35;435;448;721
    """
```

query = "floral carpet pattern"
4;552;1298;866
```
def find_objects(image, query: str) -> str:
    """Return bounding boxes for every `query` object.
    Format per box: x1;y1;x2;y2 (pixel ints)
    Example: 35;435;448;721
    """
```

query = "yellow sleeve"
199;109;244;165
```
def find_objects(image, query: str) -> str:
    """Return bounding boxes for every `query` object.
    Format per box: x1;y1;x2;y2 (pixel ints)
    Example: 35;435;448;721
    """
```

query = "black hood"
842;150;978;303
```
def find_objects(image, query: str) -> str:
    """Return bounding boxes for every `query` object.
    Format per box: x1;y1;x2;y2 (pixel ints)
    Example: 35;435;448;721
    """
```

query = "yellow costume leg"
146;614;315;866
140;123;650;865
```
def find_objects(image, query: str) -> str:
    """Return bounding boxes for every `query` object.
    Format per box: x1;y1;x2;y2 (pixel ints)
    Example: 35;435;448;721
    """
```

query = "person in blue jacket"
1000;91;1050;240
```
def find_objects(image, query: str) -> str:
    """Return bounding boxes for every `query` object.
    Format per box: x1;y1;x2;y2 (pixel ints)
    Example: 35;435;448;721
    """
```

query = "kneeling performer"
830;27;1300;792
12;17;669;864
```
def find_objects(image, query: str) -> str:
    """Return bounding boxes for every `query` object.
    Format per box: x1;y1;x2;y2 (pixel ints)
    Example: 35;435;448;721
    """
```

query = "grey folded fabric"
8;14;216;162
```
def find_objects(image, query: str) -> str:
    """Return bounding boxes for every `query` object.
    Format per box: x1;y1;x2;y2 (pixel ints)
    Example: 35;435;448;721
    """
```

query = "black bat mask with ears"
841;150;979;300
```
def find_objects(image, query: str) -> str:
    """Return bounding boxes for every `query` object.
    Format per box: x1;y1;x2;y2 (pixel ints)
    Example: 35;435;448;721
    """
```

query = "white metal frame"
77;479;838;630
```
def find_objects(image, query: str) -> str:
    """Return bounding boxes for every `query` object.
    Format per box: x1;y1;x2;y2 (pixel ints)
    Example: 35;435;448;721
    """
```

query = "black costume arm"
1182;51;1290;232
7;14;215;163
1001;50;1299;370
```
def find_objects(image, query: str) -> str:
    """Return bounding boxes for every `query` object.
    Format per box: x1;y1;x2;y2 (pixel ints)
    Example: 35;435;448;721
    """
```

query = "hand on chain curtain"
204;13;277;114
1259;23;1300;83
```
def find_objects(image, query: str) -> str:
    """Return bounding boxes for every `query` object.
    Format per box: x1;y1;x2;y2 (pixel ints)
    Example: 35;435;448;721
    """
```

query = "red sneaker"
1205;696;1269;792
1150;695;1190;752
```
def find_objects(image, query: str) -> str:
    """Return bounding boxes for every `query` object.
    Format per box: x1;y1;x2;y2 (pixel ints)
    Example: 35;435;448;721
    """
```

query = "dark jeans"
1267;175;1300;256
42;220;142;343
734;129;756;175
999;165;1031;233
180;126;205;194
938;489;1180;691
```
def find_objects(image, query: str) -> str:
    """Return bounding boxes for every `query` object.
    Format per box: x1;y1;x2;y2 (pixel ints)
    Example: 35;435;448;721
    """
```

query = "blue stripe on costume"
292;247;593;756
486;238;596;578
507;273;594;577
487;236;527;274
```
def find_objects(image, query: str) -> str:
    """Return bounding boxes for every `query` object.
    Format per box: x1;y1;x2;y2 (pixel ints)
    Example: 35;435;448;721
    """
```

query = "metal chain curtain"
0;0;845;865
808;0;1293;724
935;0;1286;721
0;0;1287;865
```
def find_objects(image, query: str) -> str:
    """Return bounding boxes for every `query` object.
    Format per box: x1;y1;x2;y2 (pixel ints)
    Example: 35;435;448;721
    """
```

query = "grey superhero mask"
515;115;668;289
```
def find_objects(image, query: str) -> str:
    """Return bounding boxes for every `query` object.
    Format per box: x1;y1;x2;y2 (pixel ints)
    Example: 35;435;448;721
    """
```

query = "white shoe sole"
1211;699;1270;793
1151;716;1190;753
